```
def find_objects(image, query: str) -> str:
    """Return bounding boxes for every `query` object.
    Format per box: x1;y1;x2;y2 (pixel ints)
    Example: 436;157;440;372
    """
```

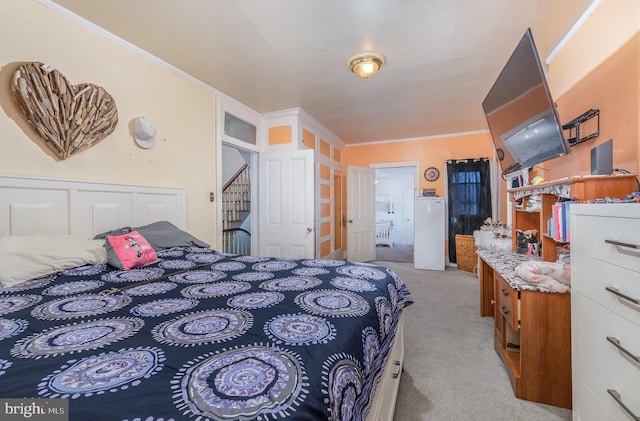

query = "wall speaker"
590;139;613;175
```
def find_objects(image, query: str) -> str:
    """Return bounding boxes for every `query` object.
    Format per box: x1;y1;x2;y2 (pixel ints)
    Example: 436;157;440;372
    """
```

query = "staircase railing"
222;164;251;254
222;164;250;230
222;228;251;255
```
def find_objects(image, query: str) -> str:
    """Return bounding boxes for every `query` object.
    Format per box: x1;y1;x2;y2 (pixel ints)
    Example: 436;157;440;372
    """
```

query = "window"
217;96;261;152
446;159;492;263
224;112;257;146
450;170;481;217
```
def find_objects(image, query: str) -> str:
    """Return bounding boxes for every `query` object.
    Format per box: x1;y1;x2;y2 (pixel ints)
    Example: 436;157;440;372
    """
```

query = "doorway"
220;143;257;255
373;165;417;263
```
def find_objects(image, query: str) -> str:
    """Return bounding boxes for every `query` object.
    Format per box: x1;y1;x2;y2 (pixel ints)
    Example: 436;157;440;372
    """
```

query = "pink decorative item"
107;231;157;270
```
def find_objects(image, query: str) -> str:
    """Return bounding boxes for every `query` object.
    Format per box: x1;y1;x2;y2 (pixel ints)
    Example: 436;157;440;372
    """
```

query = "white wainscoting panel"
0;176;186;238
74;191;134;239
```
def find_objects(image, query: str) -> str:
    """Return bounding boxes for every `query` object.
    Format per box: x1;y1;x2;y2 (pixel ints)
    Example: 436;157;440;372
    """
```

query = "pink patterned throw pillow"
106;231;157;270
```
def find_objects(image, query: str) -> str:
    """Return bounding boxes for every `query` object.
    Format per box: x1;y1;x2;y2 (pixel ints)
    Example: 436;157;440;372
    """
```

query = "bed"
0;176;413;421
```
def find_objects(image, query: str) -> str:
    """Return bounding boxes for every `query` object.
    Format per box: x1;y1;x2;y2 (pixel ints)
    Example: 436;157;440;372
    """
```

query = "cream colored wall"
0;1;217;244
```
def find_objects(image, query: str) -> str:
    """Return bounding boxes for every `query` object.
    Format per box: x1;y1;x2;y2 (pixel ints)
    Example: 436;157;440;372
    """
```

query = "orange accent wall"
320;203;331;218
320;184;330;199
343;132;494;196
546;33;639;180
319;139;331;157
343;132;497;257
319;164;331;181
320;221;331;237
302;128;315;149
320;240;331;258
333;148;342;163
268;126;292;145
334;173;343;250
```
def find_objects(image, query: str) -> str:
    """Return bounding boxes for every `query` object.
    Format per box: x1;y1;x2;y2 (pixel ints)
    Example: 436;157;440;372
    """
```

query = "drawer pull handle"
501;288;509;297
606;286;640;305
501;306;510;316
392;360;402;378
605;239;640;249
606;336;640;363
607;389;640;420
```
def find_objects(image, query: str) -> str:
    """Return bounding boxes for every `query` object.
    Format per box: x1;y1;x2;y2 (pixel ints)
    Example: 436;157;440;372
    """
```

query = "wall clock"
424;167;440;182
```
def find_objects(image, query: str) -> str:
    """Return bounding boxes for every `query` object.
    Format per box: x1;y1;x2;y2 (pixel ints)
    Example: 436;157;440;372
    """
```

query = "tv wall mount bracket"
563;108;600;146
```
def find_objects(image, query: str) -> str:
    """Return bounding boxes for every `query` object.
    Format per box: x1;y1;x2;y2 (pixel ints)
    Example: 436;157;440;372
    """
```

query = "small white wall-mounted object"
133;116;156;149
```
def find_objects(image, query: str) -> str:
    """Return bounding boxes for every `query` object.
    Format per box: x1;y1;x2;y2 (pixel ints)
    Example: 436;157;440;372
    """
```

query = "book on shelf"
563;201;574;242
548;200;574;242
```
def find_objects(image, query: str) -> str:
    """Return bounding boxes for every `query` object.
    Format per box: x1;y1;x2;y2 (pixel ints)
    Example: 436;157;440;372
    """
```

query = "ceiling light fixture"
347;52;385;79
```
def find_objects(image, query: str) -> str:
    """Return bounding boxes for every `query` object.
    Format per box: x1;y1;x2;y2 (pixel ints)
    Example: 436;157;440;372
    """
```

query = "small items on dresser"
515;229;538;255
474;218;512;251
525;194;542;211
514;260;570;292
556;244;570;265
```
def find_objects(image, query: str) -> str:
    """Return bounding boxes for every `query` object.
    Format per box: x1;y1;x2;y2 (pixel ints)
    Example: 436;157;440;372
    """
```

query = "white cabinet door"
258;149;315;258
347;165;376;262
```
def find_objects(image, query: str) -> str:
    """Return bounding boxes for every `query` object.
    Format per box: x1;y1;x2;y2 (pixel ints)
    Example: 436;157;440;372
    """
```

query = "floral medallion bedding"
0;247;413;421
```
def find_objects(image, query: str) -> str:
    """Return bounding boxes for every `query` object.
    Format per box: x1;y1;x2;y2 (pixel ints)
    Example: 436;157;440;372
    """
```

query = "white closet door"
258;149;315;258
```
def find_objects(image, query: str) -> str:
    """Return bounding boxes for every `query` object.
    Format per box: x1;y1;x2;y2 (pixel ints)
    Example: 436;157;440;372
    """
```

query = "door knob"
306;227;312;233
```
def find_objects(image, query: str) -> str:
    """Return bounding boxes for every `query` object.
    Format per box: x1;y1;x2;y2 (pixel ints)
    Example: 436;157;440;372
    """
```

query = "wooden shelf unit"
508;174;637;262
477;174;637;409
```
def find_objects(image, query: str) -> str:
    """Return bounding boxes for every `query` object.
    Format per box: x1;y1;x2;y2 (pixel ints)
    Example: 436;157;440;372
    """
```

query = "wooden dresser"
571;204;640;420
477;250;572;408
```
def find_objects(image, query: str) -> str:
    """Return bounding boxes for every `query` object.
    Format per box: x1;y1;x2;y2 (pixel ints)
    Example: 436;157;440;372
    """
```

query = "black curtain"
447;159;492;263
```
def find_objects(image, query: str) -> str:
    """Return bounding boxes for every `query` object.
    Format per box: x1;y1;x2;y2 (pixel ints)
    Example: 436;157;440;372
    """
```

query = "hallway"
375;244;413;263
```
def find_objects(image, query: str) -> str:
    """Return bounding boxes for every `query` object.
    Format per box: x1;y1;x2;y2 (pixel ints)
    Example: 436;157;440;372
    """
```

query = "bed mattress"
0;247;412;420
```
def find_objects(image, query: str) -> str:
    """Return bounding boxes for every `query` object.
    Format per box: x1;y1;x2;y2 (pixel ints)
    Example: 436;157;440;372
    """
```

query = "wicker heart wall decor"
10;62;118;160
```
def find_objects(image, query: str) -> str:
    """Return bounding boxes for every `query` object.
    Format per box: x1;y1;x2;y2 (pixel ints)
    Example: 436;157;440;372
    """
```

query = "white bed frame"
0;175;186;238
366;310;406;421
0;174;404;420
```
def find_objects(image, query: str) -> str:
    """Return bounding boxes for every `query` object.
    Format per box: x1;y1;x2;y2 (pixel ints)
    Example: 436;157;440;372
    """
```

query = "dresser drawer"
573;293;640;386
575;335;640;420
572;213;640;273
495;273;518;330
573;377;616;421
571;255;640;326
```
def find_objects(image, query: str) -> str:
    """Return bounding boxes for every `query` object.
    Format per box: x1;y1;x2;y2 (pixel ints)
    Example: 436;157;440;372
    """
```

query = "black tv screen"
482;28;570;176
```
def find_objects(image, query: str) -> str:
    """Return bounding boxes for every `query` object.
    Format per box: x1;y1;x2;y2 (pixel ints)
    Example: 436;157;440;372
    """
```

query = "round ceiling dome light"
347;52;385;79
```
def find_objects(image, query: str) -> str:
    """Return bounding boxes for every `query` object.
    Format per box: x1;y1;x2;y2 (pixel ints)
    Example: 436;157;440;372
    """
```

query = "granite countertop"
476;249;570;293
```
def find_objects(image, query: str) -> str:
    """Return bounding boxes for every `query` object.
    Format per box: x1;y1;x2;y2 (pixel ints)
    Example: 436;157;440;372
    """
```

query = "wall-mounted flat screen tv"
482;28;570;176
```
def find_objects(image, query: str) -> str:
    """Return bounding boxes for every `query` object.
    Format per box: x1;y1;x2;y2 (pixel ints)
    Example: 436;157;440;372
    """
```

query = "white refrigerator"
414;197;446;270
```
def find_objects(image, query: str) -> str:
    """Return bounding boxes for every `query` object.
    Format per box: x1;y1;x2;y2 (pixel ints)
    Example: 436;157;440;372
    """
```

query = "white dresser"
571;204;640;420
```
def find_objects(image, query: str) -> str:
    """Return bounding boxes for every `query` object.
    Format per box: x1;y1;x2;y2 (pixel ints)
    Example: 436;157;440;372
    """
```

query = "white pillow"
0;235;107;288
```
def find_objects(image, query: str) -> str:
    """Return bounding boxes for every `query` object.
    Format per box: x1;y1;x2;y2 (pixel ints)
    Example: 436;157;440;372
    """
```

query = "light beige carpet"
375;262;572;421
375;244;414;263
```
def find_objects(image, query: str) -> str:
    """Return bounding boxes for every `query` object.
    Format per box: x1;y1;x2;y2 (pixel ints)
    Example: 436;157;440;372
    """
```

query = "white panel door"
258;149;315;258
404;187;415;245
347;165;376;262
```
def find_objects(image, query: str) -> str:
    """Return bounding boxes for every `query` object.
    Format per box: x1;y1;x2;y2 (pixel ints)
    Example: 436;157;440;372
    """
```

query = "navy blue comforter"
0;248;412;420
